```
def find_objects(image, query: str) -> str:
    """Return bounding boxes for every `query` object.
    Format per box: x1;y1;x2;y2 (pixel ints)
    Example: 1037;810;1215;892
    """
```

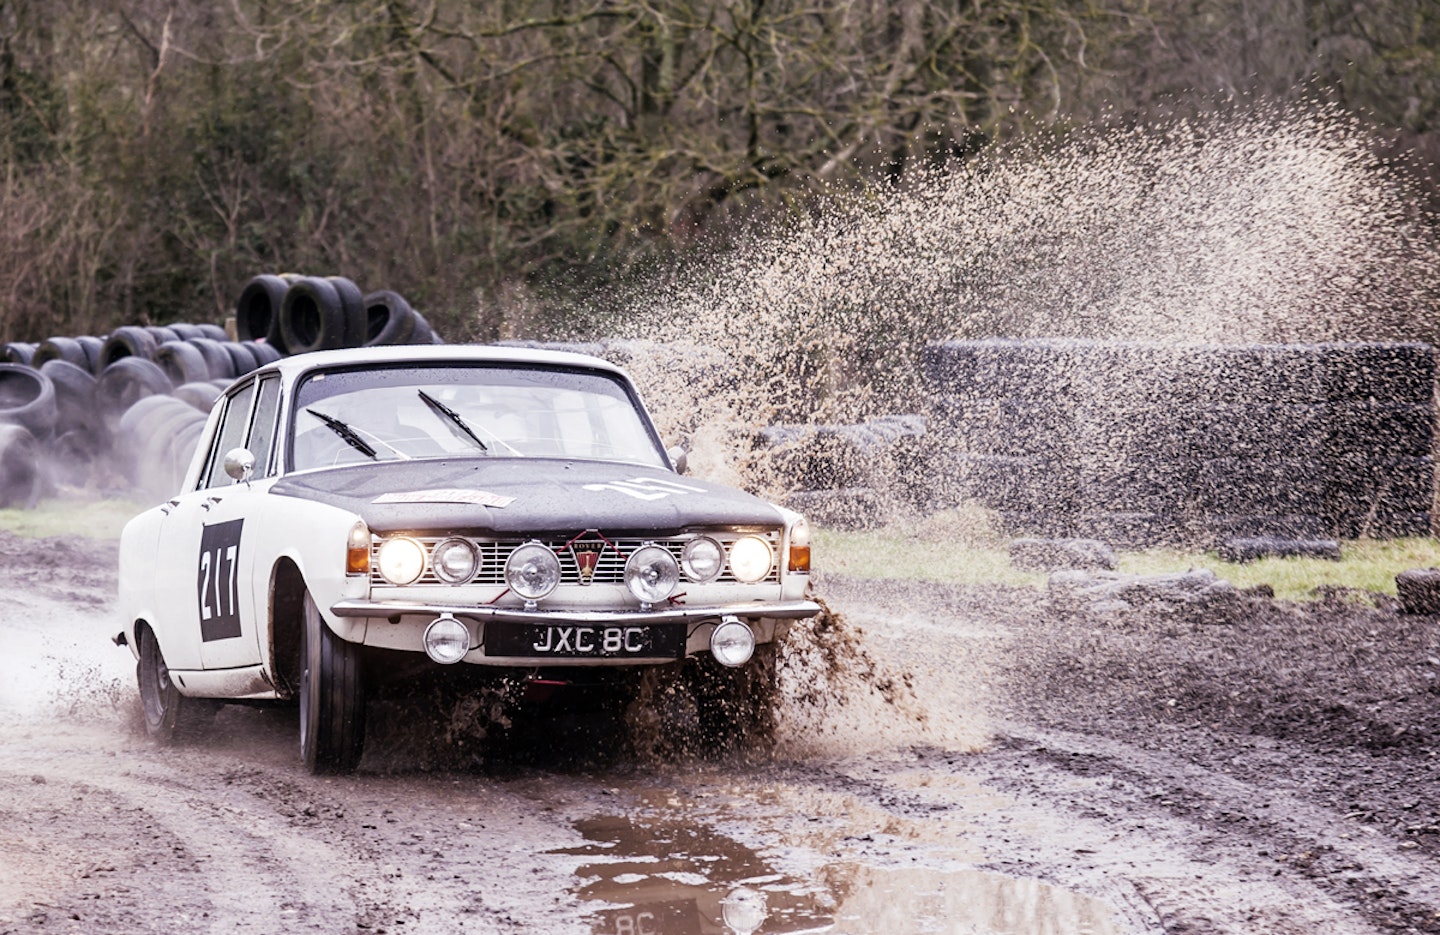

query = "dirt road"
1;532;1438;934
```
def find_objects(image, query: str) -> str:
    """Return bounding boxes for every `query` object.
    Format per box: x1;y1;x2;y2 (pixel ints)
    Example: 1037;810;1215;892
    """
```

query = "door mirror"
666;445;688;475
224;448;256;483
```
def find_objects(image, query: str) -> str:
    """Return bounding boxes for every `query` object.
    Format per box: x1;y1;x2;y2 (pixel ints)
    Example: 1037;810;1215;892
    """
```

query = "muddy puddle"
560;812;1123;935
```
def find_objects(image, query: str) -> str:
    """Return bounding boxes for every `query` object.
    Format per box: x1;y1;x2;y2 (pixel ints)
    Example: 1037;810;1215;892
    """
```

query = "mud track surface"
1;532;1438;934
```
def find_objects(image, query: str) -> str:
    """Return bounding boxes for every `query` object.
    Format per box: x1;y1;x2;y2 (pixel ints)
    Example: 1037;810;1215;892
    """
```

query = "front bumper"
330;597;821;625
328;598;822;666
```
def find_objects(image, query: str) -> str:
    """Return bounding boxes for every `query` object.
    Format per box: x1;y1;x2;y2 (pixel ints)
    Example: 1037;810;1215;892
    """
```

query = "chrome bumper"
329;598;822;626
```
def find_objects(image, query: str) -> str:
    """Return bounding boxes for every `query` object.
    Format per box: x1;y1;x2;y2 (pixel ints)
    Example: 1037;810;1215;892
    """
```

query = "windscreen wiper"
306;408;377;460
418;390;488;452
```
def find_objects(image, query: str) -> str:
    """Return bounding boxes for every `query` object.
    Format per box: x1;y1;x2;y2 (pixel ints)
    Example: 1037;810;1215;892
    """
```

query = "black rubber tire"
75;335;105;375
146;326;180;345
222;341;259;377
118;393;187;440
45;429;100;487
300;590;366;774
37;359;99;435
131;405;207;495
0;424;41;508
241;340;283;366
0;363;58;439
196;324;229;342
409;312;437;345
172;381;223;412
326;276;367;348
154;340;212;385
137;625;216;743
99;326;160;369
361;290;416;346
281;277;350;354
167;322;205;341
30;336;89;370
1;343;36;366
186;337;236;380
97;356;174;435
235;274;292;351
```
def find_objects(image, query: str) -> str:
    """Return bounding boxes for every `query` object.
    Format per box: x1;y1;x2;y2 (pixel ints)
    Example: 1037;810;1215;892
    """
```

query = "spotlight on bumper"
710;615;755;667
423;614;470;664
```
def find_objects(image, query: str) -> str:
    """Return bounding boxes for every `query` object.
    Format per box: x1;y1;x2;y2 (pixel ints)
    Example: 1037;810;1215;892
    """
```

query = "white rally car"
117;345;818;772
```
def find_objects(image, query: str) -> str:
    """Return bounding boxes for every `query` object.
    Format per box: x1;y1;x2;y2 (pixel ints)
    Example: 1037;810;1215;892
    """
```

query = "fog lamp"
377;537;425;585
505;542;560;601
625;545;680;604
710;616;755;667
423;614;470;664
728;535;773;583
432;538;479;584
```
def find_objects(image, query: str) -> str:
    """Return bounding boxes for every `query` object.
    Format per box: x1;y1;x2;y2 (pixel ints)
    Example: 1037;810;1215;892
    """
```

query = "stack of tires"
0;273;441;507
235;274;440;354
921;339;1437;547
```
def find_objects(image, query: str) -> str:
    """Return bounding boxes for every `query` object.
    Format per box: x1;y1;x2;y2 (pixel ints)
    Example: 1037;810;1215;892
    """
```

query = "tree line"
1;0;1436;342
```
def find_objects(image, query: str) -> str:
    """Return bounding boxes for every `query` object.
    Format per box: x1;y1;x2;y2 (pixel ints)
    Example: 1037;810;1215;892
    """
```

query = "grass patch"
0;497;144;540
815;526;1440;601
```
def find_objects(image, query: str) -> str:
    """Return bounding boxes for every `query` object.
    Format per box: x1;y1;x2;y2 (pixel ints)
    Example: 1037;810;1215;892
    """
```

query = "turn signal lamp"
787;516;811;574
346;521;370;576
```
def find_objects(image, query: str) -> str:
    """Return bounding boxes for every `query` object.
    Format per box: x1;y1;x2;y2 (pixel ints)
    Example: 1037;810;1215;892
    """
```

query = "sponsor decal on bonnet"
373;488;516;508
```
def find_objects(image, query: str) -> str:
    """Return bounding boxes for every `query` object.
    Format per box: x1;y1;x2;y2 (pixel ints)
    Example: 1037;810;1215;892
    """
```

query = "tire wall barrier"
917;339;1436;547
0;272;442;506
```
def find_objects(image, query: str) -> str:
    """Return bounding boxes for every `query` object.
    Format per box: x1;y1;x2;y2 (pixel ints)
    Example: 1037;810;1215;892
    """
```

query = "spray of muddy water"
540;101;1440;760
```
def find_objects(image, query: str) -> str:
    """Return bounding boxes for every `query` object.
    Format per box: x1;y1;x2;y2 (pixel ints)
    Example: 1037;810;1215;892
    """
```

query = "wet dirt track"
2;535;1439;934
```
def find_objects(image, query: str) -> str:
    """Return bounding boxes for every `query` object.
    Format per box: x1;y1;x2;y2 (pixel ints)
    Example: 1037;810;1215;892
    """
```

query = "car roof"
256;343;629;383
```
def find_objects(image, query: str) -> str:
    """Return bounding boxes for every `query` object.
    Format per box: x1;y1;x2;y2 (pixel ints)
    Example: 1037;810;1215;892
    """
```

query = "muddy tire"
137;625;216;743
300;591;365;774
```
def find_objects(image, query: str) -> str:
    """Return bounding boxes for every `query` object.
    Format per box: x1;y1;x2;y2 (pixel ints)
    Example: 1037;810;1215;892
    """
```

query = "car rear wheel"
300;591;366;774
137;625;215;743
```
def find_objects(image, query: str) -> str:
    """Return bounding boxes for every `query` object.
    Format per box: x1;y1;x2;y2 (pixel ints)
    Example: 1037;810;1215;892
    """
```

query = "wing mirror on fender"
224;447;256;484
666;444;688;475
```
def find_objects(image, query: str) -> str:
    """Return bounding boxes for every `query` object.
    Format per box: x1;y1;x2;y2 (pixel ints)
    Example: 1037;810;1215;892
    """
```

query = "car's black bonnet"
269;458;786;535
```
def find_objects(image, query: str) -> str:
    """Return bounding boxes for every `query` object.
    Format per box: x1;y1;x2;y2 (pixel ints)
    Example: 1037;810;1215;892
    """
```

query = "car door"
153;376;282;672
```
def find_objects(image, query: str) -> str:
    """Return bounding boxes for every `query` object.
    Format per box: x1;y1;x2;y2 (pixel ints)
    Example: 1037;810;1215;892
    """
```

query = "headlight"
625;545;680;604
710;616;756;667
377;537;425;585
681;536;724;582
423;614;470;664
431;538;479;584
728;535;773;583
505;542;560;601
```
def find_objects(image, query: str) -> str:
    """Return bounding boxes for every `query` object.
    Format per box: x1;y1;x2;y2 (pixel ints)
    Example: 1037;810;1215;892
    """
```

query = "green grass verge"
0;497;145;540
815;528;1440;601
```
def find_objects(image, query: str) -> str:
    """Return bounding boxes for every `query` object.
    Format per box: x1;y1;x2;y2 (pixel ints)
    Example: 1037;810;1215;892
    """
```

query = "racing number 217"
197;519;244;642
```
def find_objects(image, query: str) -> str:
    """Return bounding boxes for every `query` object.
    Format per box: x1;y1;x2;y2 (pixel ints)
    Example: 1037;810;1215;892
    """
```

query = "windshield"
289;363;666;471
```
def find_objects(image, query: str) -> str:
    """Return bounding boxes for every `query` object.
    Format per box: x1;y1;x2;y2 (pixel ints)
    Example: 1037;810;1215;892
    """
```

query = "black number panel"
197;519;244;642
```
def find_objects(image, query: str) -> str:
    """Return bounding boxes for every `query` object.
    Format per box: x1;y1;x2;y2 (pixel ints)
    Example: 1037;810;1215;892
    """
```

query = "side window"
245;376;282;479
201;383;256;489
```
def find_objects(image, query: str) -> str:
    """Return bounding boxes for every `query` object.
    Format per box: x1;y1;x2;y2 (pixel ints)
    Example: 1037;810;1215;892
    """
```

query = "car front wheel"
299;590;366;774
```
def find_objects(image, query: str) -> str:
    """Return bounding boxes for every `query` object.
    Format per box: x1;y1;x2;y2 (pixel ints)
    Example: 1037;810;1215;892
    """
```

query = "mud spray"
549;100;1440;761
